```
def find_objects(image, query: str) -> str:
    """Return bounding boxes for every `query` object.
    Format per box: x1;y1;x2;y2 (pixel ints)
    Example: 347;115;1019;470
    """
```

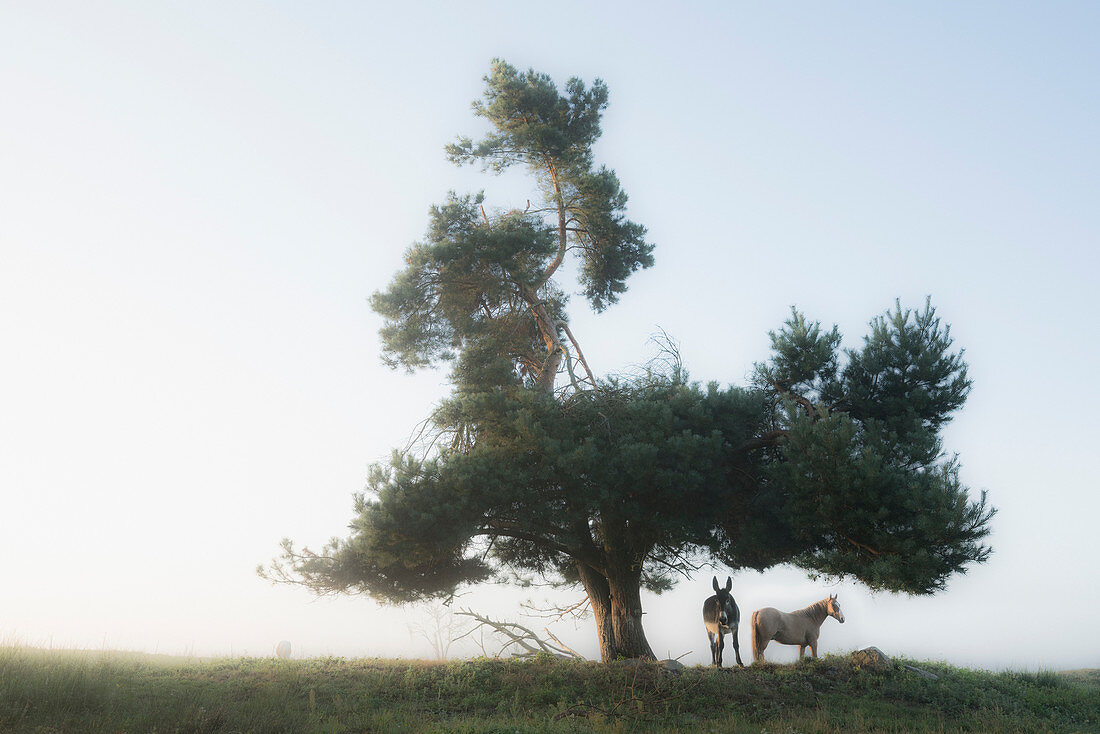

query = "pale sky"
2;2;1098;670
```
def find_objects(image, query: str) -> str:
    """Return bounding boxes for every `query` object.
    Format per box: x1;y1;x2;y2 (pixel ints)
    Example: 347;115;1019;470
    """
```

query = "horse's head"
826;593;845;623
711;575;736;628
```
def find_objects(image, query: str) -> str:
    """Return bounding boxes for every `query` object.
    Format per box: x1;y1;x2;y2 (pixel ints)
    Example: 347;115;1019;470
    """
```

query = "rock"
850;646;893;670
903;663;939;680
657;658;686;673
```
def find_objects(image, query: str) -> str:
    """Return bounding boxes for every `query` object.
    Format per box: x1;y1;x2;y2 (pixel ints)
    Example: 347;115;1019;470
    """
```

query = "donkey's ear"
830;593;837;600
724;577;733;592
712;576;720;592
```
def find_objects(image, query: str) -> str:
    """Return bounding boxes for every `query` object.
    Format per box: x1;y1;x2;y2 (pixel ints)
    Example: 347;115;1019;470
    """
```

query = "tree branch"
480;520;594;569
731;430;788;455
840;533;885;557
518;283;565;393
538;158;568;288
521;597;591;623
454;609;585;659
560;321;598;389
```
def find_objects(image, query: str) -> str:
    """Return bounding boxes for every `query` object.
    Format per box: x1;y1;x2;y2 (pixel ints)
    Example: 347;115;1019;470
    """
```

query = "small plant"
1030;669;1067;689
2;646;1097;733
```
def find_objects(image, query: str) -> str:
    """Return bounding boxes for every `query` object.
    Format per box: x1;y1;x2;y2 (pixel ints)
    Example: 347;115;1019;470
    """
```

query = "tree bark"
576;563;656;662
519;284;564;394
606;569;656;661
576;565;614;661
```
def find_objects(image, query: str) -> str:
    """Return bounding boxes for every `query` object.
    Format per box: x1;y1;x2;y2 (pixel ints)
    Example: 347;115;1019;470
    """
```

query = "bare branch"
520;597;591;623
454;609;585;659
560;321;598;389
408;602;474;661
543;627;584;659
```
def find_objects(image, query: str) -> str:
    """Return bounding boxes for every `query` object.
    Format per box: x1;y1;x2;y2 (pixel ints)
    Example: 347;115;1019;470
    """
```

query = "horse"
702;575;744;668
750;593;845;663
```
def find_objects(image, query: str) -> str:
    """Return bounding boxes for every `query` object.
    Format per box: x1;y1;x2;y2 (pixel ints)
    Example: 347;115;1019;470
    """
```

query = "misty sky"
2;2;1098;670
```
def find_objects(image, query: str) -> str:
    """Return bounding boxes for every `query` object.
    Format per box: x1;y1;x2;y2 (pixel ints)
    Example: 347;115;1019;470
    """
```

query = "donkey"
702;575;744;668
750;593;845;663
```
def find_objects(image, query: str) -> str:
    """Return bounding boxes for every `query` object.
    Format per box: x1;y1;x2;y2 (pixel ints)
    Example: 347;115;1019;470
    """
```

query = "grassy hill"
1;645;1097;733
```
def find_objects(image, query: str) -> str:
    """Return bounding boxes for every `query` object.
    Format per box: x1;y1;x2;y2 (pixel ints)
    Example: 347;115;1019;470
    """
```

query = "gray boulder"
903;663;939;680
850;646;893;670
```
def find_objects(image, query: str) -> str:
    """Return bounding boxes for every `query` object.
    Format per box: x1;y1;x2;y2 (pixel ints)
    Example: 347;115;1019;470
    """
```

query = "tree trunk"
606;569;656;661
577;564;656;662
519;284;564;394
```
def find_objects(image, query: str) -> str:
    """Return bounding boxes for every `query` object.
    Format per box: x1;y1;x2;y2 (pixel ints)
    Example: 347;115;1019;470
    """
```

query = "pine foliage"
262;62;995;658
737;298;994;593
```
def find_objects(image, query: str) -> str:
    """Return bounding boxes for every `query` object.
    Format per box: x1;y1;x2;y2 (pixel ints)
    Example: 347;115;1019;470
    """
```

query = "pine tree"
261;62;994;662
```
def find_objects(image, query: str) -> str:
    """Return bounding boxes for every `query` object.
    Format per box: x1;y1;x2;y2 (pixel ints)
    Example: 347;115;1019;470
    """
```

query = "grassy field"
1;645;1097;733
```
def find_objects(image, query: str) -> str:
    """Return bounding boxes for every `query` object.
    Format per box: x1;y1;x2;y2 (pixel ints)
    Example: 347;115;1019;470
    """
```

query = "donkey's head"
711;575;736;628
826;593;845;623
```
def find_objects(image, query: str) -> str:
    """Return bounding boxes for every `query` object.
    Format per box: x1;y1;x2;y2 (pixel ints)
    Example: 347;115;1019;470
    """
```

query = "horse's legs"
753;635;768;664
731;626;744;667
810;641;818;659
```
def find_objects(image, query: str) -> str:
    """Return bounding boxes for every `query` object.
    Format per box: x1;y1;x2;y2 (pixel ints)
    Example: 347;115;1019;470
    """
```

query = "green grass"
1;645;1097;733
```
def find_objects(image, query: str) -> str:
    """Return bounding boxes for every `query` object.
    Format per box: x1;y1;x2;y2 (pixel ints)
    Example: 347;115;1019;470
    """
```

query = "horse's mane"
796;599;830;619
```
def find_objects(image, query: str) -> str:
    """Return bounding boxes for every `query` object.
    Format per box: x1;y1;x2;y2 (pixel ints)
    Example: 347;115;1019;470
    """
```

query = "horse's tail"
750;610;760;661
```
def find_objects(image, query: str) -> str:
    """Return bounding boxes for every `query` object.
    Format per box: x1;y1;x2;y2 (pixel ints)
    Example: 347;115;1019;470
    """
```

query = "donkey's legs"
798;645;806;659
731;628;744;667
716;630;725;668
810;642;818;659
708;631;718;666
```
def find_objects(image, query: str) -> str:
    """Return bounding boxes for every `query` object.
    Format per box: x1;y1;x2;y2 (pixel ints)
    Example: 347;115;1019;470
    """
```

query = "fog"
2;2;1098;672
